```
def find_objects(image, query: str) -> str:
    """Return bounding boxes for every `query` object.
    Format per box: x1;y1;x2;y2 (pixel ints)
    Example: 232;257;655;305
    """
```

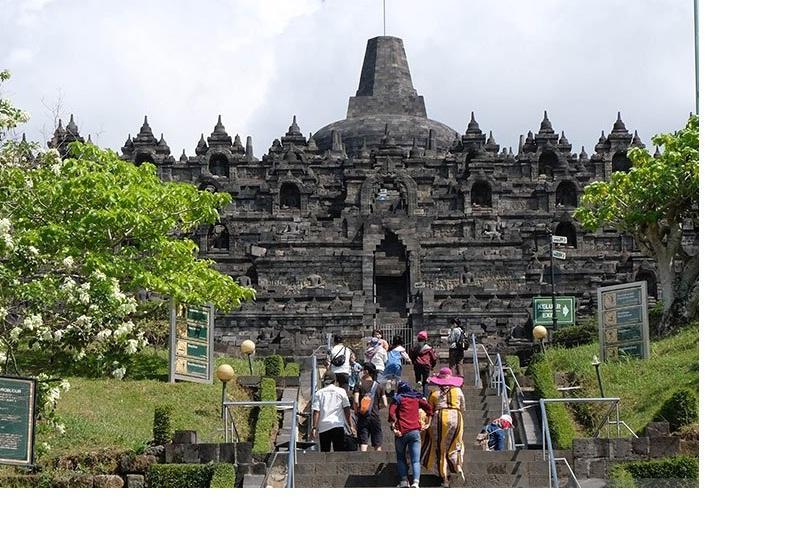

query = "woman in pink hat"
421;367;466;487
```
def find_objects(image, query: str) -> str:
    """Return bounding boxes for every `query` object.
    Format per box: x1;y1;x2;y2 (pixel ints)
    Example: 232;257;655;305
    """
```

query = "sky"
1;0;695;157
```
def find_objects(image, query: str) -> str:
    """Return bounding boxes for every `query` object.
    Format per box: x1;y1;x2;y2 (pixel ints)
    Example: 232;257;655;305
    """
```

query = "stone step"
242;474;267;488
295;449;561;463
293;470;574;488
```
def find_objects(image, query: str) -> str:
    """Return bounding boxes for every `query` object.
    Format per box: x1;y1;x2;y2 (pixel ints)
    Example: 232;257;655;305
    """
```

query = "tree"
0;71;255;378
575;115;699;335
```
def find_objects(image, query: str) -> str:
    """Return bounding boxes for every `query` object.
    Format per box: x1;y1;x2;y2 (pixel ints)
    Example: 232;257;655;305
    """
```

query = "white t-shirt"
366;346;387;371
312;384;350;433
329;344;352;375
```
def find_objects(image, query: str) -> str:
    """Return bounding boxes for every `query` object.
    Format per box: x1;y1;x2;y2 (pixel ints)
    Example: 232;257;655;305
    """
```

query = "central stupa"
313;36;458;154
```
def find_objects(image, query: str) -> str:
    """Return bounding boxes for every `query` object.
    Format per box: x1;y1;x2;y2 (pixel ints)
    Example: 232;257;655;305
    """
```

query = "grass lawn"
543;323;699;435
38;352;261;460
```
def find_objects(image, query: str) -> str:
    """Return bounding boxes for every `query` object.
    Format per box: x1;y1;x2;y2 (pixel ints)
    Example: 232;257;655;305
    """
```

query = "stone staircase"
293;358;577;488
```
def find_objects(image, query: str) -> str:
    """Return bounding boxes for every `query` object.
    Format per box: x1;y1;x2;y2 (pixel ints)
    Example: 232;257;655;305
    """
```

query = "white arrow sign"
551;235;568;244
562;306;570;317
552;250;566;260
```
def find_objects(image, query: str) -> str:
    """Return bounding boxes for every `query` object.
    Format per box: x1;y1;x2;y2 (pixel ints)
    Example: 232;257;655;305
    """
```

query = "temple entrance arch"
373;231;409;316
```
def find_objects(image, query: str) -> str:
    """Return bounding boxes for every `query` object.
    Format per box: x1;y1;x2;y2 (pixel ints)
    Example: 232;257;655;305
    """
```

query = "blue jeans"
395;430;421;482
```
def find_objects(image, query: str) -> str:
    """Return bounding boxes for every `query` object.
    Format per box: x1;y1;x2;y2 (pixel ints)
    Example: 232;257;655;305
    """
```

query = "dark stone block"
588;459;608;478
219;443;236;463
649;436;680;458
679;439;699;456
631;437;650;456
609;438;633;460
645;422;670;438
93;475;124;488
573;438;601;458
173;430;197;444
236;442;253;464
198;443;219;463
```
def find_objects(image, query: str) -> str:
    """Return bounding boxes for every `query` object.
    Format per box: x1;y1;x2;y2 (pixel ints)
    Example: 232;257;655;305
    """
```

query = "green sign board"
170;302;215;384
597;281;650;361
532;297;576;326
0;376;37;466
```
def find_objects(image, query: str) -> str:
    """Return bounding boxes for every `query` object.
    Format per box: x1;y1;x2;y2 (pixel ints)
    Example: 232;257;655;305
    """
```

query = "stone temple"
50;36;683;355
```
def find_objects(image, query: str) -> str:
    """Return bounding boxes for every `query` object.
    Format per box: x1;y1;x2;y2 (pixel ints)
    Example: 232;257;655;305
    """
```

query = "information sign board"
552;250;567;260
597;281;649;360
533;297;576;326
551;235;568;244
170;302;215;384
0;375;37;467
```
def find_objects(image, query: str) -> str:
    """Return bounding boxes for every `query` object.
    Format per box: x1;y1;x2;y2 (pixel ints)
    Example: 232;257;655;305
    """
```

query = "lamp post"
591;355;605;398
533;325;548;356
216;363;236;417
241;339;255;375
546;228;557;334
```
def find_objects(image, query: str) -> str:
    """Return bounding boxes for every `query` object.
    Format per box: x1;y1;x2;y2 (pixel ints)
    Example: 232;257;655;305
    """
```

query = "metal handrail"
223;400;299;488
523;397;636;488
470;334;482;387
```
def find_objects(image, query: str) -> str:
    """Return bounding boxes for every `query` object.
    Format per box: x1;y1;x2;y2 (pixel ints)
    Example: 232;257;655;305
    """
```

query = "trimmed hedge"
209;463;236;488
264;355;284;378
146;463;214;488
552;321;597;348
252;378;277;455
654;389;698;432
608;455;699;488
283;362;300;377
526;356;576;450
152;405;173;446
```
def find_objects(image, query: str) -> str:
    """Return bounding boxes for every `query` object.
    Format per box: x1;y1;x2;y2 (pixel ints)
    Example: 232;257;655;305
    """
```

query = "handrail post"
539;399;560;488
288;400;297;488
471;334;481;387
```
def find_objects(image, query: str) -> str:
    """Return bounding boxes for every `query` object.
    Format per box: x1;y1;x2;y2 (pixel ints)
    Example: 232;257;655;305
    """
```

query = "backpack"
456;328;469;350
359;381;378;416
331;346;347;367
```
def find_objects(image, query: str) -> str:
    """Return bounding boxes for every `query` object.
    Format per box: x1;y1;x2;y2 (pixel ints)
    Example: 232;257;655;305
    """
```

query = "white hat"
500;414;513;426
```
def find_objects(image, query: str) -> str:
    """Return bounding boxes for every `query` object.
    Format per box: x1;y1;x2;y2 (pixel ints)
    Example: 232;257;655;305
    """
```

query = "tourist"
311;371;356;452
409;330;437;397
372;329;390;351
384;335;412;393
328;334;353;379
364;336;387;382
421;367;466;487
353;362;388;451
477;414;514;451
447;318;467;377
388;381;432;488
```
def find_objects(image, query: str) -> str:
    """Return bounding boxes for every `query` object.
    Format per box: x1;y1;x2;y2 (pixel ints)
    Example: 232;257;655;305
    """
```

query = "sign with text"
551;250;567;260
170;302;215;384
551;235;568;244
0;375;37;467
597;281;650;360
533;297;576;326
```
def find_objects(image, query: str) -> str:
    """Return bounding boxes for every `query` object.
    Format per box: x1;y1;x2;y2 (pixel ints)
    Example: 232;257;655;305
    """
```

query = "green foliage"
575;116;699;328
654;389;698;432
609;456;699;488
607;464;636;488
504;355;520;393
552;321;597;348
263;355;284;378
209;463;236;488
252;378;277;455
544;325;698;436
283;362;300;377
525;357;576;450
152;405;173;445
146;463;214;488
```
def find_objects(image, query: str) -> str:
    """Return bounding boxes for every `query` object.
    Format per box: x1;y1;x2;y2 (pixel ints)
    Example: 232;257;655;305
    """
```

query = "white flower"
111;367;126;380
95;329;112;342
76;350;86;361
9;327;21;341
53;329;64;341
74;315;91;328
79;292;90;304
40;442;51;452
60;380;70;393
124;339;138;354
28;245;39;256
62;277;76;290
22;314;43;330
25;177;34;188
2;233;14;250
0;218;11;235
0;353;7;365
54;422;66;435
62;256;74;269
40;328;53;341
0;306;7;321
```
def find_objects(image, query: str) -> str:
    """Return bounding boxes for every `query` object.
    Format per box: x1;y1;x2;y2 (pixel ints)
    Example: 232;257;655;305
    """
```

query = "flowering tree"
575;115;699;335
0;71;255;380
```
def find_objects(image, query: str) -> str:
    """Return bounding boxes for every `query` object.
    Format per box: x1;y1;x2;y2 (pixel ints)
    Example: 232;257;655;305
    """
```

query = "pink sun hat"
428;367;464;387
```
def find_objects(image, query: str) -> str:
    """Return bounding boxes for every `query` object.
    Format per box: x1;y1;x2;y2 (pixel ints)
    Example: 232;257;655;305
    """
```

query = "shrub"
504;355;521;393
609;456;699;488
648;302;664;339
253;378;277;455
654;389;698;432
209;463;236;488
526;357;576;450
152;405;173;446
283;362;300;377
146;463;214;488
263;355;284;378
552;321;597;348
